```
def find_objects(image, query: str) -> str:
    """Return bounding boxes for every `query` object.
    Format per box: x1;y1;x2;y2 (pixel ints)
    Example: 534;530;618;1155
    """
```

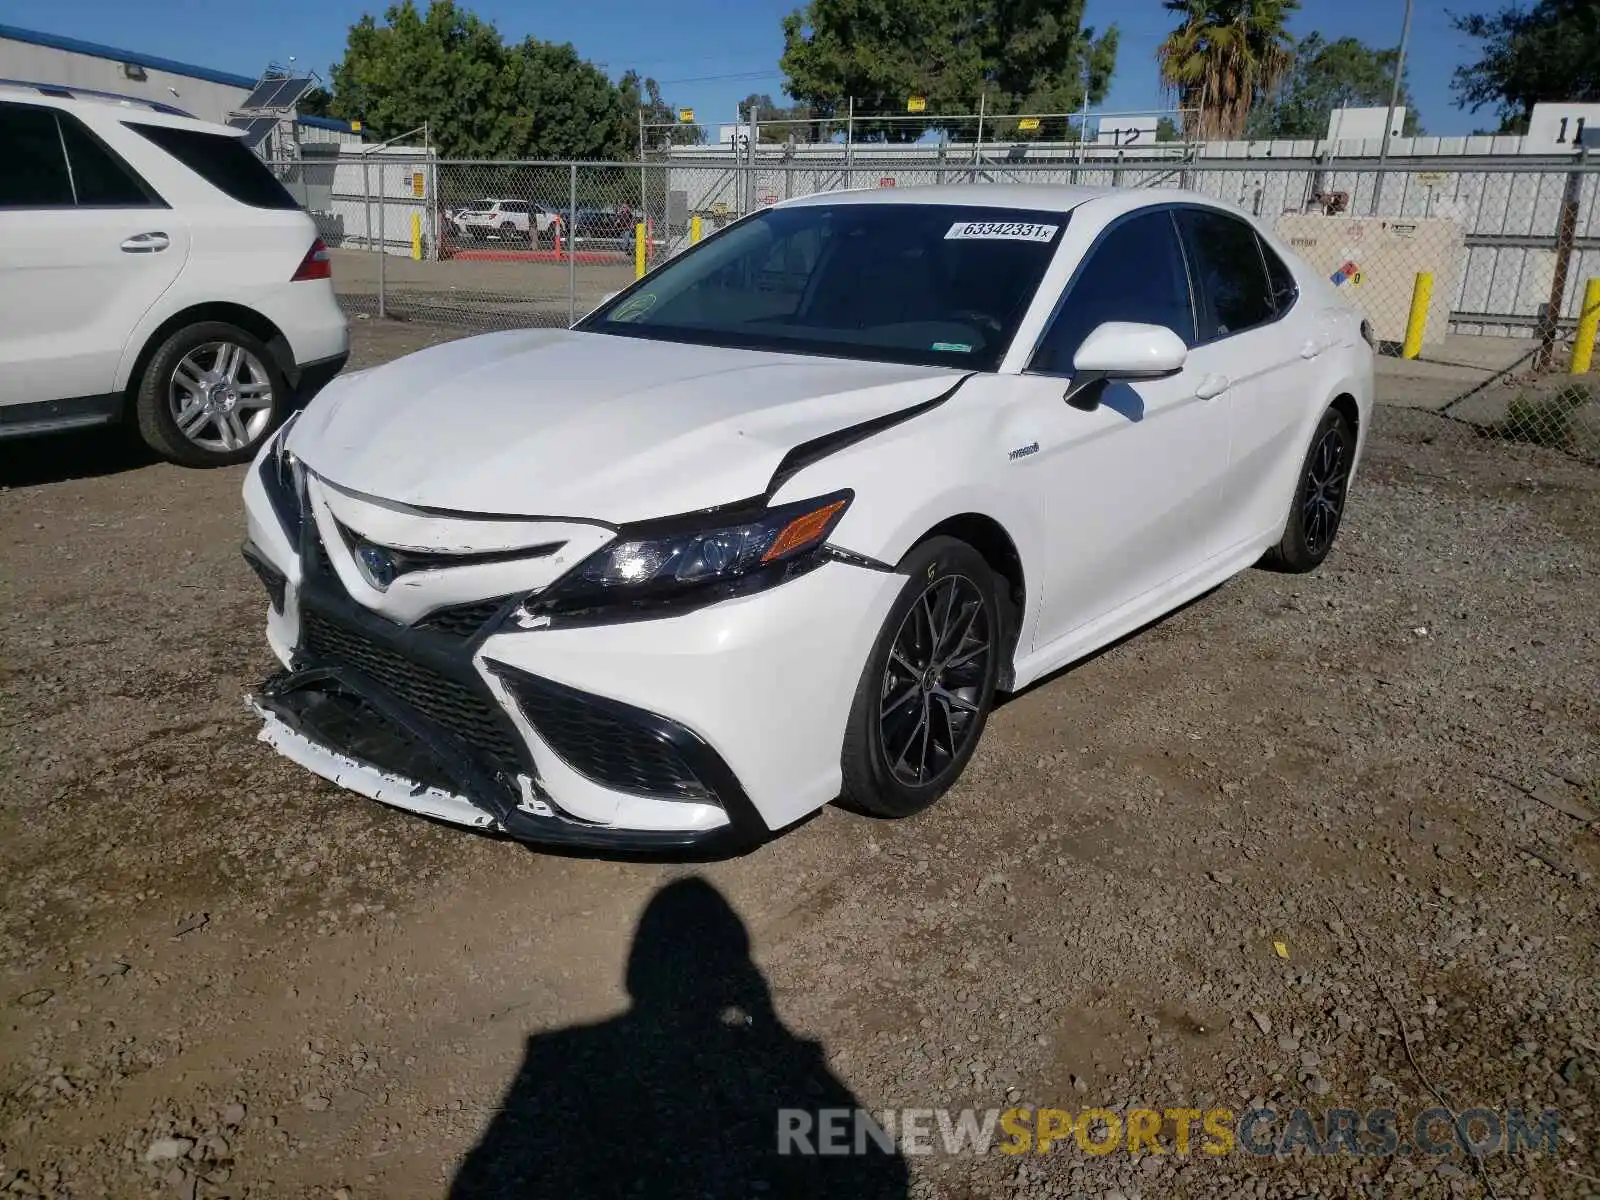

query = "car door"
0;101;188;409
1172;206;1317;553
1008;207;1234;654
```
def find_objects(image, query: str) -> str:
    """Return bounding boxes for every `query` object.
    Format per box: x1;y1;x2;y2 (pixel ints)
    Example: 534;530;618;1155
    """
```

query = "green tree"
325;0;695;159
623;71;706;151
735;92;819;142
1158;0;1298;141
779;0;1118;142
1451;0;1599;128
1246;33;1421;140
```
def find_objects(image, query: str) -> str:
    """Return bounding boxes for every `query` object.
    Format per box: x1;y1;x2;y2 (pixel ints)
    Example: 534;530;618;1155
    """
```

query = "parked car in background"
244;185;1372;850
571;207;635;242
0;81;348;466
447;199;558;242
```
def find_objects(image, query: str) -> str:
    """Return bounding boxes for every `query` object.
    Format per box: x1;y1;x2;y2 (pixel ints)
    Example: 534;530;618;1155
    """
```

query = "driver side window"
1030;210;1195;375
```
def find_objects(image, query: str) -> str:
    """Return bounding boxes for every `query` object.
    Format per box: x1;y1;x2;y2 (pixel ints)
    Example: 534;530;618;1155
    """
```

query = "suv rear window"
0;102;73;206
126;123;299;209
0;102;157;207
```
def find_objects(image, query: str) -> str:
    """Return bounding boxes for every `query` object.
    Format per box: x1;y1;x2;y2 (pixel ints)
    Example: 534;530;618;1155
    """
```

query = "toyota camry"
242;184;1373;850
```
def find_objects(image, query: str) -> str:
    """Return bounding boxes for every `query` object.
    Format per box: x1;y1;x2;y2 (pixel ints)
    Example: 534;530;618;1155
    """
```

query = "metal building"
0;23;359;149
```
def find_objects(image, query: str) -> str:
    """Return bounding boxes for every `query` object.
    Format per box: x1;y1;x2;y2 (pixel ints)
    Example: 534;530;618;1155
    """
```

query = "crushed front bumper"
241;452;903;851
248;667;750;851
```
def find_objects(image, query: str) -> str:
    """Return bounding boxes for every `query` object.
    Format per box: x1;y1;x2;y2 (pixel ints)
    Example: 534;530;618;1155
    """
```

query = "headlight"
523;491;852;621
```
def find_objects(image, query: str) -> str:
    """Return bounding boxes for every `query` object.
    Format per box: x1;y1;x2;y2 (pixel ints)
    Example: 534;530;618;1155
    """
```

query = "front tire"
133;322;287;467
840;537;1002;818
1265;405;1355;573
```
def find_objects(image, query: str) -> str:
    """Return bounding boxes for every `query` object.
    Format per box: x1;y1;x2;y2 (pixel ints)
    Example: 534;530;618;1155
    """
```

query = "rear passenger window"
1260;237;1298;313
1175;208;1276;340
57;114;158;206
0;102;74;207
126;123;300;210
1030;210;1196;374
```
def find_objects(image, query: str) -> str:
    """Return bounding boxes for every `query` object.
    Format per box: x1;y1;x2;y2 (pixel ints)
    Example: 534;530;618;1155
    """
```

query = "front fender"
770;393;1047;660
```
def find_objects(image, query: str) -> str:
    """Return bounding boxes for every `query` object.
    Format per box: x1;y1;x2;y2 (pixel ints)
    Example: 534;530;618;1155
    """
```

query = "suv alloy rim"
168;342;275;453
879;574;992;786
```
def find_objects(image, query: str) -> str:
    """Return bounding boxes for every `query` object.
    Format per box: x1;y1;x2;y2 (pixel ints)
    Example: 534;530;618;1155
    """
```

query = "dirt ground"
1;320;1597;1200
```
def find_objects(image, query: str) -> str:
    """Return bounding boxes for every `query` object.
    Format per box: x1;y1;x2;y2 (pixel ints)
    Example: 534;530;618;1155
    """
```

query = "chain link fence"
271;154;1600;462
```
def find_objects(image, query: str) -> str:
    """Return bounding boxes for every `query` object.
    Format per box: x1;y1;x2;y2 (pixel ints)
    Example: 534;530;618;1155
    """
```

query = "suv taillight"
292;238;331;282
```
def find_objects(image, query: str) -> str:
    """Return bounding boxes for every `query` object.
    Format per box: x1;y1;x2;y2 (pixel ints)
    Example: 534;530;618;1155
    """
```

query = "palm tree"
1158;0;1299;141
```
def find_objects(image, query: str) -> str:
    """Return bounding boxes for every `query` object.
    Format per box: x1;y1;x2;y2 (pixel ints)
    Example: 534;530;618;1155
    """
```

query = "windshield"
578;203;1067;370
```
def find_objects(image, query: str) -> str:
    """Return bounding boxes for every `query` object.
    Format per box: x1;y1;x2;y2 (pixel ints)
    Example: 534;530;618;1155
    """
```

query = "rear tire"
1264;405;1355;573
839;537;1002;819
133;321;287;468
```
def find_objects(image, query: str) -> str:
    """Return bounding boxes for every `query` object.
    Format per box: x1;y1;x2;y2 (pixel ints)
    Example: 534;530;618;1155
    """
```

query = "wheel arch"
117;302;293;413
907;512;1027;690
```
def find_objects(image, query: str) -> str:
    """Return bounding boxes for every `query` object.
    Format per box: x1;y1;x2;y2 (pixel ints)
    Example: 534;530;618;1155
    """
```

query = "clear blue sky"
6;0;1500;135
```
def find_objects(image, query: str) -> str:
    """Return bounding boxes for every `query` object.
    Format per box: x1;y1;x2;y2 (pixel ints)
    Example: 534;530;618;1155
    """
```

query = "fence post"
1572;277;1600;375
1536;150;1586;372
690;214;702;245
411;211;421;260
1402;271;1433;359
635;223;646;280
376;159;386;320
567;162;578;326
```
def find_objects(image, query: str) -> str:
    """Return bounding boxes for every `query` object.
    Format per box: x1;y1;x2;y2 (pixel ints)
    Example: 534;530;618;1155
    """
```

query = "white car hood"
290;329;964;523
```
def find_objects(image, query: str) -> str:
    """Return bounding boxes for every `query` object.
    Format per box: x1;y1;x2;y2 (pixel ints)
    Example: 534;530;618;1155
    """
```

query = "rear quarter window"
125;123;299;210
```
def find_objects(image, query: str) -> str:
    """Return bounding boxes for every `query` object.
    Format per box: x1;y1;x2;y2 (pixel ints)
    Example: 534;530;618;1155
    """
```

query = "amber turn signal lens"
762;499;848;563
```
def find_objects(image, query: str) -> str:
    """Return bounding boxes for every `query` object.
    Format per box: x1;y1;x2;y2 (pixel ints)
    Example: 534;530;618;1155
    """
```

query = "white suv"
448;199;558;243
0;82;349;466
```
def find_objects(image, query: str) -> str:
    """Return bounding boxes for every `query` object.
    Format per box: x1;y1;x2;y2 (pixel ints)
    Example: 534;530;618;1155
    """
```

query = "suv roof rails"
0;78;195;118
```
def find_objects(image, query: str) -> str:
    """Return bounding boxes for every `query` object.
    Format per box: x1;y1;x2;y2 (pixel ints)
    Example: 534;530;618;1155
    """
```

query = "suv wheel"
134;321;287;467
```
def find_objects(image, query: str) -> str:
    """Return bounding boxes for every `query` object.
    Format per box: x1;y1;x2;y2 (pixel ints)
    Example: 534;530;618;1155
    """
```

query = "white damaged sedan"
242;185;1373;850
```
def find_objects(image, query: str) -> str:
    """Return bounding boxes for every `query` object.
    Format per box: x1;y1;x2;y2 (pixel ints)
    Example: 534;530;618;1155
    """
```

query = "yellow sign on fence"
678;108;695;124
907;96;927;113
411;172;425;197
1017;117;1040;132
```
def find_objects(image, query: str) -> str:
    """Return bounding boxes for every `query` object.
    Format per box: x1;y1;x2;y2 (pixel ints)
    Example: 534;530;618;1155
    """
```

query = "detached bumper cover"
242;462;905;848
250;660;762;851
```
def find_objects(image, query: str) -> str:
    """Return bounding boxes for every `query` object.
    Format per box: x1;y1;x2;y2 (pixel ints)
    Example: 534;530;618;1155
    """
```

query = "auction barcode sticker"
945;221;1058;242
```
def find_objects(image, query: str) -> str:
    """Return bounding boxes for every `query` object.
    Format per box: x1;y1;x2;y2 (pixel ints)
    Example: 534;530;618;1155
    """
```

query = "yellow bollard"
690;214;703;245
1572;277;1600;375
635;223;646;280
1401;271;1433;360
411;212;421;261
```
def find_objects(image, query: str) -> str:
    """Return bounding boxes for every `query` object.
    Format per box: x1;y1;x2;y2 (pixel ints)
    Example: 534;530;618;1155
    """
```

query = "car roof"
776;182;1245;220
0;79;240;134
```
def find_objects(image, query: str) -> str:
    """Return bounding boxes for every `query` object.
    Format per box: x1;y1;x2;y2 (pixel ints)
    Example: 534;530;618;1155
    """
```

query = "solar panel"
241;80;282;109
227;116;278;147
268;76;314;108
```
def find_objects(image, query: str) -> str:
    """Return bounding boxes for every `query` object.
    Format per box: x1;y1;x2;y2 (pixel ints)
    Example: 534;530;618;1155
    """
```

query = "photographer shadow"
450;876;908;1199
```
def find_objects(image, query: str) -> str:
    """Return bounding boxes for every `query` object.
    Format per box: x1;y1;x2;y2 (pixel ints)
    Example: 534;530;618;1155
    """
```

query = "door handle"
120;232;169;253
1194;374;1230;400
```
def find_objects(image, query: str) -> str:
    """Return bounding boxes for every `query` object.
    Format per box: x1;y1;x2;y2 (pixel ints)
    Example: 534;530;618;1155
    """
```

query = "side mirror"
1065;321;1187;409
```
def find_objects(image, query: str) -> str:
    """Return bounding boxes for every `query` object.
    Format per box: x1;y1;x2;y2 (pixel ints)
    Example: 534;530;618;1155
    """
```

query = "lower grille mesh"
498;671;709;801
301;610;524;778
417;598;509;638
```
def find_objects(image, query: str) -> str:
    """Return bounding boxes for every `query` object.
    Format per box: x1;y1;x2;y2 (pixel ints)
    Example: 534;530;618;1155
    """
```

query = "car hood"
289;329;965;523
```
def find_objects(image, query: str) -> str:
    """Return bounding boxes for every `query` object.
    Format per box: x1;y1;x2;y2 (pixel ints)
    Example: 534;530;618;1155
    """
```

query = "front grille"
498;670;710;801
300;609;525;779
417;598;510;639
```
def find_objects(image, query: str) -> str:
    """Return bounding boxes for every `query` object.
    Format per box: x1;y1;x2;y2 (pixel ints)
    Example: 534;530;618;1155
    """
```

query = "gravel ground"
1;320;1596;1200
